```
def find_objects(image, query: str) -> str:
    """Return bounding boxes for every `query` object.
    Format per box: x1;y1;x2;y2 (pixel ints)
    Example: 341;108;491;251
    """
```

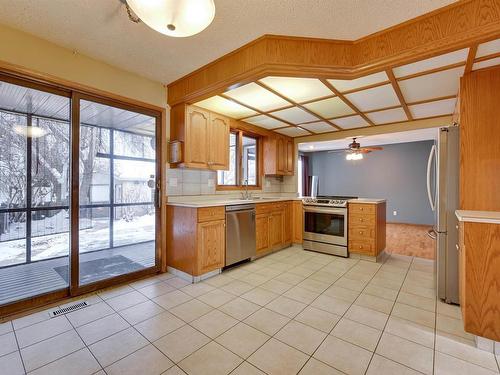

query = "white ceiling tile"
303;96;355;118
224;82;291;111
393;48;468;78
299;121;336;133
472;57;500;71
194;96;257;119
327;71;388;92
366;107;408;125
243;115;289;130
258;77;333;103
275;127;310;137
270;106;319;124
409;98;456;119
344;84;400;111
332;115;370;129
476;38;500;58
398;66;464;103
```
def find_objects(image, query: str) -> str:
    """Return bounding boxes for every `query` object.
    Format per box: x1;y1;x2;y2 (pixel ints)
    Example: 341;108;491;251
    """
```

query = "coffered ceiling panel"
476;38;500;58
344;84;400;112
275;126;310;137
223;82;291;112
409;98;456;119
366;107;408;125
299;121;336;134
327;72;388;93
393;48;468;78
194;95;257;119
258;77;333;103
243;114;289;130
303;97;355;119
472;57;500;71
270;106;319;124
398;66;464;103
332;115;369;129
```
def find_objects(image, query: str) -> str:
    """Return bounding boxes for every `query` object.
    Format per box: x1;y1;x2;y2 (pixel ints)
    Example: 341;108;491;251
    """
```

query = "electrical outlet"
393;210;397;216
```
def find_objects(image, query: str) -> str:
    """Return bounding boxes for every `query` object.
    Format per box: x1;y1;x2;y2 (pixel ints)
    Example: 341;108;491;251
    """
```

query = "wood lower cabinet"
458;220;500;341
167;205;225;276
170;104;230;170
255;201;292;256
292;201;303;244
348;201;386;257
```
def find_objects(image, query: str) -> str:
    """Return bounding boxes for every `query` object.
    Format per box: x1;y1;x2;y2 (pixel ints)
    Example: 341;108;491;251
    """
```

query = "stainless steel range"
302;196;357;257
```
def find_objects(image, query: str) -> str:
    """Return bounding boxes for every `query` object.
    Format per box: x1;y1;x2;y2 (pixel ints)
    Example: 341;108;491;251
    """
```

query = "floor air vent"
50;301;88;317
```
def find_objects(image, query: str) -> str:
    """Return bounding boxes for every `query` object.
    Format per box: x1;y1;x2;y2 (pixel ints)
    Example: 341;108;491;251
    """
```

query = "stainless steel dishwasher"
225;204;256;267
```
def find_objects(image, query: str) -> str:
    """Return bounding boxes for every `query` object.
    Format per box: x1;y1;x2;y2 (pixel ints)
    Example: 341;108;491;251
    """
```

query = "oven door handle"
303;206;346;215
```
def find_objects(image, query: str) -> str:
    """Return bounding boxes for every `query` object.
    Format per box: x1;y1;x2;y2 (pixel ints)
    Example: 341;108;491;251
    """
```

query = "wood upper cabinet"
348;202;386;257
170;104;229;170
185;106;209;168
197;219;225;275
207;112;230;169
264;135;294;176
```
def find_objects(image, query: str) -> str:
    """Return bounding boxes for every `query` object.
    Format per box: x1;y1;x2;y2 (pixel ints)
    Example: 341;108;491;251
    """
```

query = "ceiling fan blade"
358;149;372;154
360;146;384;151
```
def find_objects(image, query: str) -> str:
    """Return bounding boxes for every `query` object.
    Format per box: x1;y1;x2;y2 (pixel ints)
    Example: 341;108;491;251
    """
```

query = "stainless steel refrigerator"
426;126;460;304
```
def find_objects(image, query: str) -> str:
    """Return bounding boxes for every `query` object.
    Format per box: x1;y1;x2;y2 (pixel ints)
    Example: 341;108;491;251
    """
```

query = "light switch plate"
393;210;397;216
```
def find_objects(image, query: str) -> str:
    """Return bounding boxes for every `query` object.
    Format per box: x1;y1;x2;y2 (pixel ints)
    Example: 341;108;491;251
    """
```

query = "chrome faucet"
241;179;252;200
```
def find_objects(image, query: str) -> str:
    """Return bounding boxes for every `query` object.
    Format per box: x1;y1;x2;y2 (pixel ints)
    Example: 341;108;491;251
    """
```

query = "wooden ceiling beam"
167;0;500;106
465;44;478;73
386;69;413;121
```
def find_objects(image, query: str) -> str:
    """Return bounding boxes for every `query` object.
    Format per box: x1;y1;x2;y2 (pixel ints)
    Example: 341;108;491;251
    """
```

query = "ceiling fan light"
127;0;216;37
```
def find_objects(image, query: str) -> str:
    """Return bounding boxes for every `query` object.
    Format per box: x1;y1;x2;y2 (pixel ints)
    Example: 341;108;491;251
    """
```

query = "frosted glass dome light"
127;0;216;37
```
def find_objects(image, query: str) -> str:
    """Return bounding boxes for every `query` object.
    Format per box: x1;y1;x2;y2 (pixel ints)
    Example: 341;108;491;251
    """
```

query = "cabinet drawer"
349;214;375;226
349;226;375;239
256;203;273;215
349;240;375;255
349;203;375;215
198;206;225;222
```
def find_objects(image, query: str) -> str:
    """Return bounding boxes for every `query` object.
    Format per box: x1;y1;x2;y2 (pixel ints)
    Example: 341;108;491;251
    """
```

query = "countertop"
167;196;386;208
167;196;299;208
348;198;386;204
455;210;500;224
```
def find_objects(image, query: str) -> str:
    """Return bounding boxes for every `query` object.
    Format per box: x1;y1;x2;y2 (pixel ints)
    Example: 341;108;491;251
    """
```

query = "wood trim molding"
167;0;500;106
387;69;413;120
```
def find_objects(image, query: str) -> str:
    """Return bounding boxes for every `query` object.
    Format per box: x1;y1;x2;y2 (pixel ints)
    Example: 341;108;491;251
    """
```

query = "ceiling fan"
328;138;383;160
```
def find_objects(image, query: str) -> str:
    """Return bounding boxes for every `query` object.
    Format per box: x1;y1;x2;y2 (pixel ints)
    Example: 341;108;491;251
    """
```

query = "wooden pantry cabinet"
166;205;225;277
264;135;294;176
170;104;230;170
255;201;293;256
348;201;386;257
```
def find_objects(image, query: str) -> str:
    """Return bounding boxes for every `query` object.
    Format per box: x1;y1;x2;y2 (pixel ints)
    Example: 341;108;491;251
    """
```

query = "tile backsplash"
166;168;297;196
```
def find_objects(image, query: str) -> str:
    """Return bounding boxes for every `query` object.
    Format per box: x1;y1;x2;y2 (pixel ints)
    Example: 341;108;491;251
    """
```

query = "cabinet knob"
359;218;363;222
360;207;363;211
359;245;362;249
359;231;363;234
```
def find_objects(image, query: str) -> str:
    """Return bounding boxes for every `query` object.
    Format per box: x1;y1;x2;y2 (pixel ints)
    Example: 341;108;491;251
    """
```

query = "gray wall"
309;140;435;225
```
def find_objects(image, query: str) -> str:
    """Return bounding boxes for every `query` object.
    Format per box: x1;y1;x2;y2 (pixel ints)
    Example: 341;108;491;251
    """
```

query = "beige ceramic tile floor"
1;245;499;375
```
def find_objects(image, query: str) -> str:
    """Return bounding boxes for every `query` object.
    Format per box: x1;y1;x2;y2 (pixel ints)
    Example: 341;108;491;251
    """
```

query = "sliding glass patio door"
74;95;160;290
0;75;161;310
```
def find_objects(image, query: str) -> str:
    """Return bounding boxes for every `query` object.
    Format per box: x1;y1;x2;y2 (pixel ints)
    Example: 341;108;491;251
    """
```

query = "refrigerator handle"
426;144;436;212
427;228;437;240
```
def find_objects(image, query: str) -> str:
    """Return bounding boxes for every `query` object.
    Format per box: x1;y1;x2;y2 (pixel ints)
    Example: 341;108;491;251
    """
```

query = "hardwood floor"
385;223;435;260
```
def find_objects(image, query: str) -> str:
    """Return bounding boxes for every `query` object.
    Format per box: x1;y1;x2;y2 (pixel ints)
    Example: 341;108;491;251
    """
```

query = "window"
217;130;260;189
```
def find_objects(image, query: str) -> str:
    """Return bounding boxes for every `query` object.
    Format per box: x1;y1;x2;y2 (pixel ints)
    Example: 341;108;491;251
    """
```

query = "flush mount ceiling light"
125;0;216;37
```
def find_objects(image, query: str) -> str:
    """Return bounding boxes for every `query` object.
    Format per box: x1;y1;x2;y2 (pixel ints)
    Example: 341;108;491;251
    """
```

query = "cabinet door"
283;202;292;244
292;201;303;243
458;222;466;319
208;113;230;170
277;137;286;175
269;210;284;248
256;213;270;254
197;220;225;275
185;106;209;168
286;139;294;175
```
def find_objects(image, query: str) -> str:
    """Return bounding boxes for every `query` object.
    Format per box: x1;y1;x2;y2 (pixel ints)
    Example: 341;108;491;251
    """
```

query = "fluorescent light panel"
393;48;468;78
327;71;388;92
409;98;456;119
194;96;257;118
275;127;309;137
259;77;333;103
303;97;354;118
332;115;369;129
243;114;288;129
224;82;291;112
345;84;401;112
299;121;336;133
366;107;408;125
270;106;319;124
476;38;500;58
